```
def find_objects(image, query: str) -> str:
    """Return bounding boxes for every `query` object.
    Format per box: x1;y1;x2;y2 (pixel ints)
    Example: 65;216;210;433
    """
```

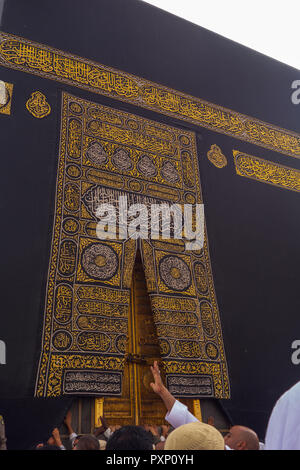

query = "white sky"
144;0;300;71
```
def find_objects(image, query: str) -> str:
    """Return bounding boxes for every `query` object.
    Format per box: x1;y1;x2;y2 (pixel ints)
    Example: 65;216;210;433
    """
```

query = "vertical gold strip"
94;398;104;428
78;399;82;434
130;274;139;425
192;399;202;422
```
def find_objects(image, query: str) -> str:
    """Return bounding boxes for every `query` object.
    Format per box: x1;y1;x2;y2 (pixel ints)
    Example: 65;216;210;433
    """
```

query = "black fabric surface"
0;0;300;447
0;398;71;450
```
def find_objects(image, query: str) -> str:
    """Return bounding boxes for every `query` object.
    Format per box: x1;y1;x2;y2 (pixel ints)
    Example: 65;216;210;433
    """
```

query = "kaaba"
0;0;300;450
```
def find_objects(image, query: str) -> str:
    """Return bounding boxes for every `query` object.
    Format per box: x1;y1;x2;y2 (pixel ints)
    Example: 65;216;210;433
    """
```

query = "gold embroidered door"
95;251;202;426
97;251;167;425
36;93;229;404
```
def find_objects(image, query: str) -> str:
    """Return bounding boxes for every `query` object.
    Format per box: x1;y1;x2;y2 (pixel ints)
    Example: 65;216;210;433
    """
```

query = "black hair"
74;435;100;450
35;444;62;450
106;426;153;450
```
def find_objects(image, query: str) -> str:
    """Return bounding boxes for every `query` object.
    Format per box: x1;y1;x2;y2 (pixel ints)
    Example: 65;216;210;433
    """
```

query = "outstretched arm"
52;428;65;449
150;361;175;412
150;361;199;429
64;410;75;436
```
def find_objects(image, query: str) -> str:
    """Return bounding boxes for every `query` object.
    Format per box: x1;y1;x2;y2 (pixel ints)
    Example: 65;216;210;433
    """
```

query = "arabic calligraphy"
26;91;51;118
1;32;300;158
234;150;300;192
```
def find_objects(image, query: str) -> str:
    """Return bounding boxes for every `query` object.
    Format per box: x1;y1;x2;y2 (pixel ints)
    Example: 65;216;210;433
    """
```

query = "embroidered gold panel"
35;92;230;398
101;252;170;426
234;150;300;193
0;32;300;158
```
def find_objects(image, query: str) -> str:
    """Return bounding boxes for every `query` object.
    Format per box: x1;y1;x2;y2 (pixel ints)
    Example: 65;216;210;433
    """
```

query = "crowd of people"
1;361;299;450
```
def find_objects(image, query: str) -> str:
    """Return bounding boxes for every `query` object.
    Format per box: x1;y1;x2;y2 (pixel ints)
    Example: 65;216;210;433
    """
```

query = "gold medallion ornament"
0;80;13;115
207;144;227;168
26;91;51;118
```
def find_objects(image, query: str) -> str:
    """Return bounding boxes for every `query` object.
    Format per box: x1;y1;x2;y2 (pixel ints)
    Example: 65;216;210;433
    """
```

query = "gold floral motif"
26;91;51;118
207;144;227;168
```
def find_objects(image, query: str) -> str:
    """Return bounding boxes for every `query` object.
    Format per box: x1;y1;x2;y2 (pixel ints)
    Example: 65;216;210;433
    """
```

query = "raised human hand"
52;427;62;446
94;415;108;436
150;361;165;395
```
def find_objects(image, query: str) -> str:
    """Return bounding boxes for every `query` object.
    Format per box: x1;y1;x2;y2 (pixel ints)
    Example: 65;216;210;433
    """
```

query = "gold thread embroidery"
0;32;299;158
207;144;227;168
234;149;300;192
35;92;230;398
163;360;224;398
47;354;125;397
26;91;51;118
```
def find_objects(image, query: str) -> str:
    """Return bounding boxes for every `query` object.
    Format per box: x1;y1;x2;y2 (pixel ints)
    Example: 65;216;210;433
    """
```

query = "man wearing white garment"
150;361;259;451
265;381;300;450
150;361;198;428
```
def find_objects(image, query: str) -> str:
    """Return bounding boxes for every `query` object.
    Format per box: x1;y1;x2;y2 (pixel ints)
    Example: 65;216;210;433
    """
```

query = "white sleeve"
265;396;288;450
104;428;113;439
69;432;77;445
264;381;300;450
165;400;199;428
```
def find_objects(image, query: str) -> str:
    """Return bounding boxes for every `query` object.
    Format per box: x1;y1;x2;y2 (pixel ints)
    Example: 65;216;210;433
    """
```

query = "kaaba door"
99;251;168;425
68;251;201;431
